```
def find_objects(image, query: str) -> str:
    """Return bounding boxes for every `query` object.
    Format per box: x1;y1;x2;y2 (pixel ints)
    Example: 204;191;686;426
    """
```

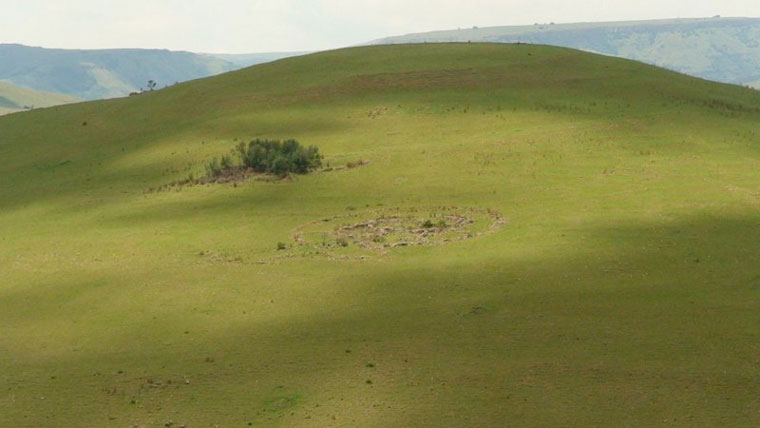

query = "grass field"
1;43;759;427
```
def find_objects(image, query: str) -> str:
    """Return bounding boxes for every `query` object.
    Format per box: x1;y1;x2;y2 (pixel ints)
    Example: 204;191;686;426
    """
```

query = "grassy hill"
373;17;760;88
1;44;759;428
0;81;80;115
0;44;237;100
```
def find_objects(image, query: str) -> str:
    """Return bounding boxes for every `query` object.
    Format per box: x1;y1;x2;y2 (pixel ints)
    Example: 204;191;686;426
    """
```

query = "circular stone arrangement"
290;206;504;259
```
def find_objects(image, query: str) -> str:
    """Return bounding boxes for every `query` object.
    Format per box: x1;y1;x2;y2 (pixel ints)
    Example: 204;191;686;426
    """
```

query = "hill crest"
372;17;760;88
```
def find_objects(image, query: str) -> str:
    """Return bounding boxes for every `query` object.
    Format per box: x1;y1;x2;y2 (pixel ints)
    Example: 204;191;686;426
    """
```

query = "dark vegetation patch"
147;139;323;193
207;138;322;179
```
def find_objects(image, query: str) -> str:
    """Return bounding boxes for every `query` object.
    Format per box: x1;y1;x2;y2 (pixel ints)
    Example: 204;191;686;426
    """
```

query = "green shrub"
271;155;291;177
236;138;322;175
220;155;234;169
205;158;222;178
202;139;323;182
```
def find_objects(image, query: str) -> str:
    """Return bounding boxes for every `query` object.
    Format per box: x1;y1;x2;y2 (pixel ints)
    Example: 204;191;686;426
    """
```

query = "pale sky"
1;0;758;53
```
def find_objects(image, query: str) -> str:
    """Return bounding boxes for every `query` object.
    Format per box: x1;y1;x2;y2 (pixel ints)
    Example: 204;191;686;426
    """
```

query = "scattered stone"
285;206;505;261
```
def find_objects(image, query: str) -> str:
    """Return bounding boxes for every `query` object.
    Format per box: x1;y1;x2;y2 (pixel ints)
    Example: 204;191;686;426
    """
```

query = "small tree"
147;80;157;91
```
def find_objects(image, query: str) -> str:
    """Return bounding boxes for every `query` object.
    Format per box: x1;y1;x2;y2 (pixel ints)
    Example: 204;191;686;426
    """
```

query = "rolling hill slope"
0;81;80;115
1;44;759;428
373;17;760;88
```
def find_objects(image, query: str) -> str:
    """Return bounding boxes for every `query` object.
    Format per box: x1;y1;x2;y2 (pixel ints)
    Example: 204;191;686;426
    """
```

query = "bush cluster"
235;139;322;176
204;155;234;178
204;139;323;180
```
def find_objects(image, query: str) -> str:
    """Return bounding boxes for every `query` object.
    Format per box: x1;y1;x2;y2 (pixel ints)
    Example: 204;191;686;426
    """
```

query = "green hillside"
0;81;80;115
373;17;760;88
1;44;759;428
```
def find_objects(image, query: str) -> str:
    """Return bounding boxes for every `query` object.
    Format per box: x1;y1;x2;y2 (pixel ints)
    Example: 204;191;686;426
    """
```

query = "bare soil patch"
288;206;505;260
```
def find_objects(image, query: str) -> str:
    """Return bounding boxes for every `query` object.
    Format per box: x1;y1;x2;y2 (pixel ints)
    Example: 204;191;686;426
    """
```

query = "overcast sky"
1;0;758;53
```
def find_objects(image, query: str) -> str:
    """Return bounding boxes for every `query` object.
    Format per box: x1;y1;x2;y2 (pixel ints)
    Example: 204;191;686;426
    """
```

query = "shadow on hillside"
0;104;351;214
2;213;760;427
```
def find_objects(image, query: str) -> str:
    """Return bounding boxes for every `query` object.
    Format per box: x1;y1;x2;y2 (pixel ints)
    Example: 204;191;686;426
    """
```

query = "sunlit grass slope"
0;81;80;115
1;44;759;427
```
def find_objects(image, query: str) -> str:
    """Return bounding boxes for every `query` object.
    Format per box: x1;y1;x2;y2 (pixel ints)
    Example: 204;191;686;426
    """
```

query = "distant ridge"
0;80;79;115
202;51;309;68
372;17;760;88
0;44;238;100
